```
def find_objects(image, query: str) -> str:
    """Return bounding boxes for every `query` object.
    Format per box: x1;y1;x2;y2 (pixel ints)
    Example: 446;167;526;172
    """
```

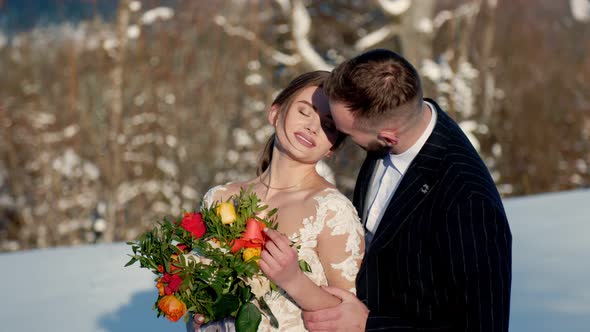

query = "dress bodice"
200;184;364;331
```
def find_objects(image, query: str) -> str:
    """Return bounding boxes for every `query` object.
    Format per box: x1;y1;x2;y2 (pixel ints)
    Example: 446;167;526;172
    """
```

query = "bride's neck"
262;151;316;190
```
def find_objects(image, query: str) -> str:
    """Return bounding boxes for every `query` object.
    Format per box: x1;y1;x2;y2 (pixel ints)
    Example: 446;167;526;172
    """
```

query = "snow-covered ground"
1;189;589;332
508;189;590;332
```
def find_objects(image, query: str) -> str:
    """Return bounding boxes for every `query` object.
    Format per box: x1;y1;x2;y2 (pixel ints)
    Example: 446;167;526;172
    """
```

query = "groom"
303;49;512;331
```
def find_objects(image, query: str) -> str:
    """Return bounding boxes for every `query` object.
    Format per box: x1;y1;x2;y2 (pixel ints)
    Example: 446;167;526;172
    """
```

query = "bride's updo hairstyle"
256;71;345;176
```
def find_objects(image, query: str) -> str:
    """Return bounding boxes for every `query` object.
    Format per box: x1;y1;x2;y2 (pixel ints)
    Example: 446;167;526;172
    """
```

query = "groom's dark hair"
324;49;423;125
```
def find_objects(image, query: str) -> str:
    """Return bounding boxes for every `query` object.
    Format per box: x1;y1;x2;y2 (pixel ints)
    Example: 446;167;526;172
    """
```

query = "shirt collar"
388;101;437;175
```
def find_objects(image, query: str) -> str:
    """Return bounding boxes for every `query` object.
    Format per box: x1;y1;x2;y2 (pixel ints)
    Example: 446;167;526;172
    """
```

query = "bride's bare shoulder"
204;181;255;204
303;181;348;206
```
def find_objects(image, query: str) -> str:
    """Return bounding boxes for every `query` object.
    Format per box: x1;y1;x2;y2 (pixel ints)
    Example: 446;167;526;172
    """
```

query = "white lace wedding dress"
188;184;364;332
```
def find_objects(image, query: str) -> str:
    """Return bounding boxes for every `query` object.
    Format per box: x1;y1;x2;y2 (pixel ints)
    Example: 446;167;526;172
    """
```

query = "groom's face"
329;101;388;153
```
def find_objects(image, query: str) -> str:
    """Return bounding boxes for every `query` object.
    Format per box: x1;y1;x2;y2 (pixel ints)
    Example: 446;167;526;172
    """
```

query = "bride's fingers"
260;248;279;270
264;228;292;248
258;258;272;276
192;314;205;330
265;240;298;269
263;240;283;259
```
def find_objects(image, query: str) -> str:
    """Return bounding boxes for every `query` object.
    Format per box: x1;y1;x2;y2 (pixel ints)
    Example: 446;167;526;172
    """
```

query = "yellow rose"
216;202;237;225
242;247;262;262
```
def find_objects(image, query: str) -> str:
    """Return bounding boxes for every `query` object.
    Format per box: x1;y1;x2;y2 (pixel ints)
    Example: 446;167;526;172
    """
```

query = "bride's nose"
305;119;319;135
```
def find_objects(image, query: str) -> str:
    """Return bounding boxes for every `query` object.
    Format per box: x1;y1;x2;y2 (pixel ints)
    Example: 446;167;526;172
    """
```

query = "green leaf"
124;256;138;267
235;303;261;332
212;293;240;319
257;297;278;328
266;208;278;218
298;259;312;273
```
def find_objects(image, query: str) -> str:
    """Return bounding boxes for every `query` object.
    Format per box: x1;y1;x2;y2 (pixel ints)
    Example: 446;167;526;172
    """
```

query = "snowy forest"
1;0;589;252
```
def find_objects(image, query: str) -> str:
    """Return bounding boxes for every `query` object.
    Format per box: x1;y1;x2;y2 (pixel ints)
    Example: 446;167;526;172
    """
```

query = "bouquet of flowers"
125;188;280;331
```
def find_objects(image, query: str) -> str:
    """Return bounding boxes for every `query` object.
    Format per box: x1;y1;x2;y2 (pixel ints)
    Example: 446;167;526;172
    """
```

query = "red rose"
180;212;206;239
176;243;190;253
230;239;246;253
161;273;183;294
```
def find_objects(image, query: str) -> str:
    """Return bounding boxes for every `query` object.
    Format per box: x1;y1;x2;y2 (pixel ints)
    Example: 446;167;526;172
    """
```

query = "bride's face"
270;86;340;164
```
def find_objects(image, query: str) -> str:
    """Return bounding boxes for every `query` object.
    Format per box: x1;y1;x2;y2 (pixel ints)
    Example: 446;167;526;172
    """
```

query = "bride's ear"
268;104;280;126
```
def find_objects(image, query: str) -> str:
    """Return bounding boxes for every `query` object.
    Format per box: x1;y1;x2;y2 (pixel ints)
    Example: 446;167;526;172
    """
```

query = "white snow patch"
377;0;411;16
129;1;142;12
127;25;141;39
233;128;254;147
245;73;263;86
416;17;433;34
141;7;174;25
4;191;590;330
571;0;590;22
156;157;178;178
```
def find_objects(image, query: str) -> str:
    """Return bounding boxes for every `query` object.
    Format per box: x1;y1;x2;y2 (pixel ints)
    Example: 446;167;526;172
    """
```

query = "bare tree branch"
290;0;332;70
214;15;301;66
354;24;400;51
377;0;412;16
433;1;481;29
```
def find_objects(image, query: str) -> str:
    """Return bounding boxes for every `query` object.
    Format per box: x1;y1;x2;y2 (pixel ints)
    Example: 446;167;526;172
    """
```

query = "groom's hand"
303;286;369;332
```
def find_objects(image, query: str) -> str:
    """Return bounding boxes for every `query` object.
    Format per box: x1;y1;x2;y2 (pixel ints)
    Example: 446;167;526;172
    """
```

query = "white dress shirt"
364;101;437;243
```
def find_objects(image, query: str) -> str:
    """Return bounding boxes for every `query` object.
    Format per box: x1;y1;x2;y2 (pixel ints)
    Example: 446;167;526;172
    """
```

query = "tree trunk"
104;0;130;242
398;0;435;66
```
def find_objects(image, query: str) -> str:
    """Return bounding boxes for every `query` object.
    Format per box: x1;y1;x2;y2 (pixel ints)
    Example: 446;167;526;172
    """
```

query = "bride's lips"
294;132;316;148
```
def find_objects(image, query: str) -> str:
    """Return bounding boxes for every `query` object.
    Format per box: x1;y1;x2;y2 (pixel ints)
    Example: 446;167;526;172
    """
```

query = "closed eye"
298;107;311;116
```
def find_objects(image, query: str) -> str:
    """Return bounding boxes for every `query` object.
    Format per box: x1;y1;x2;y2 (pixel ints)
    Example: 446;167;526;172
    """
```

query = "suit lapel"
366;168;435;252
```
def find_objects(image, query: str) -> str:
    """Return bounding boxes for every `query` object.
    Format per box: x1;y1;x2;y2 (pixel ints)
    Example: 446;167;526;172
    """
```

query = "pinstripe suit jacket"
354;99;512;331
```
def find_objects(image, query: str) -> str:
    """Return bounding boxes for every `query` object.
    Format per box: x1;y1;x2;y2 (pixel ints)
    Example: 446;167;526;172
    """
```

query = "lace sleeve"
315;190;365;294
200;184;228;209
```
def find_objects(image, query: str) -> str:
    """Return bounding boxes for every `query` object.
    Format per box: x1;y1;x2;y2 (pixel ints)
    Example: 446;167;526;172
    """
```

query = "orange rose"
231;218;267;253
156;281;165;296
157;295;187;322
242;218;266;245
168;255;181;272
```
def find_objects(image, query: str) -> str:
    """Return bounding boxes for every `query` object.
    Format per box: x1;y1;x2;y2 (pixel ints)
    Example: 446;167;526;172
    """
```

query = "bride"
190;71;365;331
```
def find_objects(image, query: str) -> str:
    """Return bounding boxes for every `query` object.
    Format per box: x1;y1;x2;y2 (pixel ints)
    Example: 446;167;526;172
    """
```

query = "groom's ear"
377;129;398;147
268;104;280;125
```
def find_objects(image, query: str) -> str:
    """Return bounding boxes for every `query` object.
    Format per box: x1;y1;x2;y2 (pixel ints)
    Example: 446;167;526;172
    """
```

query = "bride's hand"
259;228;303;290
191;313;205;331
